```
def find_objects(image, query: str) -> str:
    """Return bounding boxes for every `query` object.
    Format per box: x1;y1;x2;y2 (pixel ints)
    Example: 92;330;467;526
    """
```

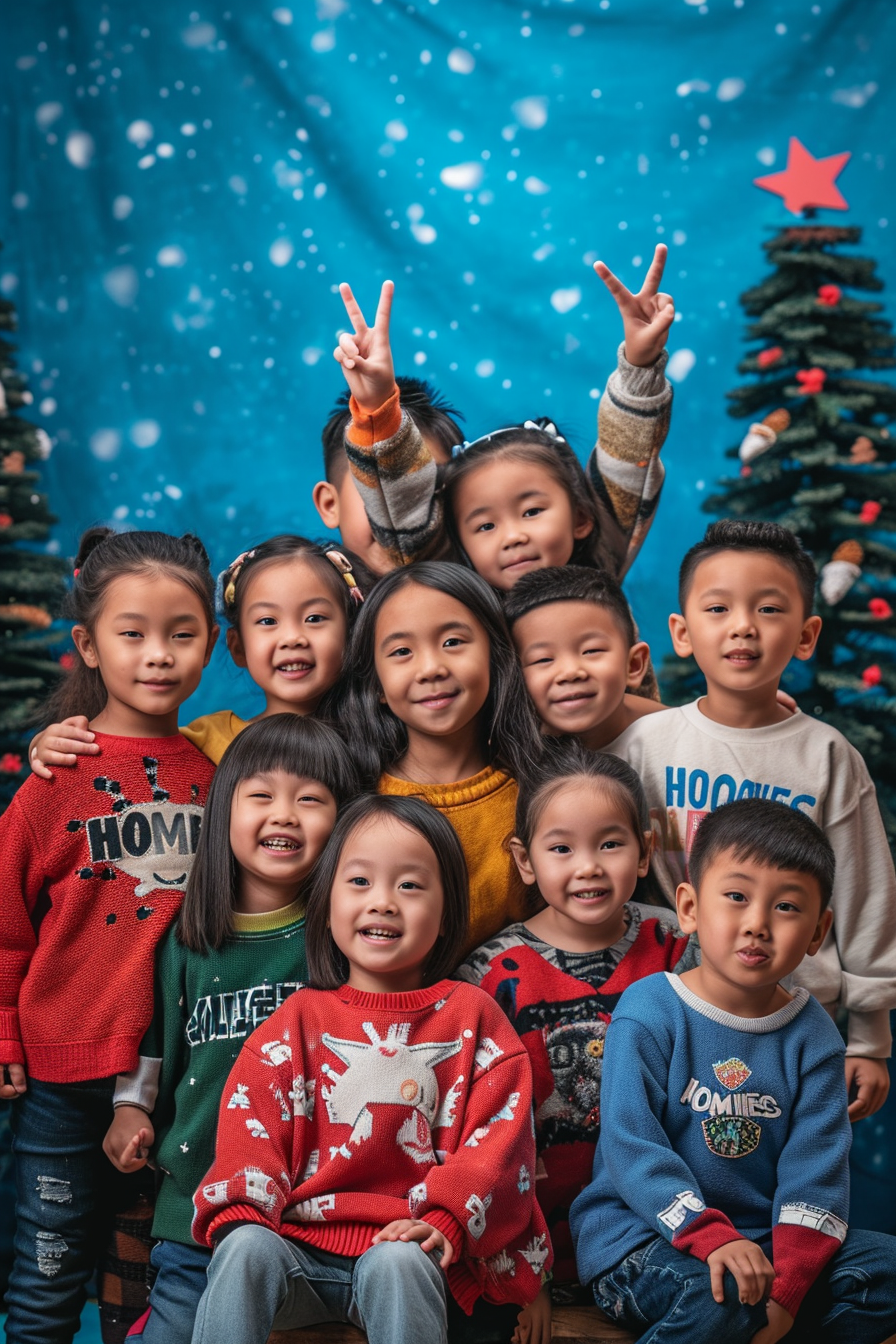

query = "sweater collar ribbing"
665;971;810;1032
379;765;511;806
335;980;457;1012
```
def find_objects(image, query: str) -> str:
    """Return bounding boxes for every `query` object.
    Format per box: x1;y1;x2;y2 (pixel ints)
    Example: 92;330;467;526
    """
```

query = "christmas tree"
659;174;896;839
0;251;69;810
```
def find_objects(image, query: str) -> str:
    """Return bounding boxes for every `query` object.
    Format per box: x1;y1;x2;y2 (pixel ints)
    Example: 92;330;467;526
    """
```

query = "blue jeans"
126;1240;211;1344
190;1224;448;1344
4;1076;148;1344
591;1230;896;1344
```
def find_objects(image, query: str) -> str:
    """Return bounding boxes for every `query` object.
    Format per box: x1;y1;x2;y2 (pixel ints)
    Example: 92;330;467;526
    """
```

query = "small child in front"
609;519;896;1116
570;799;896;1344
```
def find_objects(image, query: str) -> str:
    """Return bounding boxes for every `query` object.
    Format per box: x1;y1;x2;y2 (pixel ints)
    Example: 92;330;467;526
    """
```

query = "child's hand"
846;1056;890;1121
750;1299;794;1344
707;1239;775;1306
29;716;100;779
372;1217;454;1268
0;1063;27;1100
594;243;674;368
103;1105;155;1172
511;1284;551;1344
333;279;396;414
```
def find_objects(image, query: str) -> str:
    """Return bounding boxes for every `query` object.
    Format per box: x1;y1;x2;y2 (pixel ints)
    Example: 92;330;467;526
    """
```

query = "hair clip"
450;421;563;459
73;567;81;578
325;549;364;605
219;549;256;610
523;418;561;439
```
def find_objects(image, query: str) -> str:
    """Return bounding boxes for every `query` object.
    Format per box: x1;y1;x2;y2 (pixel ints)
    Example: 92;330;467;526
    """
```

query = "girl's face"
329;814;446;993
452;456;593;591
227;557;348;716
512;779;650;951
72;571;217;736
374;583;491;743
230;769;337;905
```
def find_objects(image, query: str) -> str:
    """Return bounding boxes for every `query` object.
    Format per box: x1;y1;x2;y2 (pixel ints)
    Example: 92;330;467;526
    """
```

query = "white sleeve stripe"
778;1202;848;1243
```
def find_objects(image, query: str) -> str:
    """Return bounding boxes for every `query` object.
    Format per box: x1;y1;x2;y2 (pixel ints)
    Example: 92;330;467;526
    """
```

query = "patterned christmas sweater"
457;905;697;1282
191;979;552;1312
113;898;307;1246
345;345;671;580
0;732;215;1082
570;973;851;1320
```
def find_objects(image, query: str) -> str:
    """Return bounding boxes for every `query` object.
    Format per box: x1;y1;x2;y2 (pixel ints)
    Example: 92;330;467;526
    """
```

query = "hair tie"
325;549;364;605
73;567;81;578
219;549;256;611
450;420;564;458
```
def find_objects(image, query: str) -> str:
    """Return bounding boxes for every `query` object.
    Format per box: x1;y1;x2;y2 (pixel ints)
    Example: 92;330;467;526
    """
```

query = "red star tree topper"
754;137;850;214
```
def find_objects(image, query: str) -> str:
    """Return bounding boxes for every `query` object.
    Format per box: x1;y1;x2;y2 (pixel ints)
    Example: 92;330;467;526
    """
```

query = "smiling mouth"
725;650;760;663
415;690;460;710
140;680;177;689
501;555;539;572
276;661;314;675
261;837;301;852
552;692;596;707
570;888;611;902
359;926;401;941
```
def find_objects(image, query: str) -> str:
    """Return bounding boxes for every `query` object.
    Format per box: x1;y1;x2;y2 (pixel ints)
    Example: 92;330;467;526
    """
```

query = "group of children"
3;245;896;1344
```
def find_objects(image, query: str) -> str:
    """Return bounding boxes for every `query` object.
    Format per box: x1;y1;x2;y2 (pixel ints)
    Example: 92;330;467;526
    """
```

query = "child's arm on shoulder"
28;716;101;779
588;244;674;579
334;280;443;566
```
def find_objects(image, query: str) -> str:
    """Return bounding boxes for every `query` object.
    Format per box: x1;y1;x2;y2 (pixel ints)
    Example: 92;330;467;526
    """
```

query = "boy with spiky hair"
608;519;896;1118
571;799;896;1344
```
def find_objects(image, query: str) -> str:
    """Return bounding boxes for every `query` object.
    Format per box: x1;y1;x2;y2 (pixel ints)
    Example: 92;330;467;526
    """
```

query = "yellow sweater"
180;710;251;765
378;766;528;960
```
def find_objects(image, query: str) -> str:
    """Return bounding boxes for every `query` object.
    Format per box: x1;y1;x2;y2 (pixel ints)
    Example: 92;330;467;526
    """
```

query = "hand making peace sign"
594;243;675;368
333;279;396;413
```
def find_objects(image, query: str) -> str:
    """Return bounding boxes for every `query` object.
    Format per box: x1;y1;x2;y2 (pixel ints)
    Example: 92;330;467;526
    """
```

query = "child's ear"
637;830;653;879
203;624;220;666
312;480;341;531
226;626;248;669
794;614;823;662
668;612;693;659
675;881;699;934
626;640;652;690
805;906;833;958
572;508;594;541
71;624;98;668
509;837;537;885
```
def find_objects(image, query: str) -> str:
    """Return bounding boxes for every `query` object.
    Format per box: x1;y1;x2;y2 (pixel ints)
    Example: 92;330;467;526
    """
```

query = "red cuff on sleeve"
201;1202;275;1248
347;387;401;447
0;1014;24;1068
419;1207;464;1259
672;1208;744;1262
771;1224;842;1318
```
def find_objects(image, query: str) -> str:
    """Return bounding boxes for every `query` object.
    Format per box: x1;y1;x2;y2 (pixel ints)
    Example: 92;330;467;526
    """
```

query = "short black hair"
688;798;834;910
678;520;817;618
320;376;464;483
504;564;636;646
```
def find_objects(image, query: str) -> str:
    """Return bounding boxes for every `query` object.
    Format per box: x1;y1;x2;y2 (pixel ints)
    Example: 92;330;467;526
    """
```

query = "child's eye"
600;839;623;850
387;645;412;658
582;646;605;657
248;791;274;800
305;613;328;624
705;605;727;614
256;616;277;627
526;656;553;667
121;630;143;639
522;506;545;518
398;880;421;891
758;605;782;615
549;844;572;855
723;890;747;903
776;900;799;913
347;876;370;887
474;522;495;533
297;794;323;804
173;631;196;640
443;636;465;649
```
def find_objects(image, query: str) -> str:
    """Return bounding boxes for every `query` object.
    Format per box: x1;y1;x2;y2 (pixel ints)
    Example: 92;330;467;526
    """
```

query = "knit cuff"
671;1208;744;1262
845;1008;892;1059
419;1207;464;1259
203;1203;274;1248
347;386;402;447
771;1224;842;1318
613;341;670;399
0;1013;24;1068
113;1056;162;1113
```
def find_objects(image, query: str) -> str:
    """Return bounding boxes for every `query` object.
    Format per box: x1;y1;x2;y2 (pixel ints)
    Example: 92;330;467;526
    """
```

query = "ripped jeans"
5;1075;150;1344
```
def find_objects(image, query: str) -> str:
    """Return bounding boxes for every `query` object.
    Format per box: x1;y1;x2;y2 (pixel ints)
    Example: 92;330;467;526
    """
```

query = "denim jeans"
4;1076;148;1344
190;1224;448;1344
591;1229;896;1344
125;1240;211;1344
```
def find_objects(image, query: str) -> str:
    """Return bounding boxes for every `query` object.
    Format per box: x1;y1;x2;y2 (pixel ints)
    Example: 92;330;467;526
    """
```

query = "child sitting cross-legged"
570;798;896;1344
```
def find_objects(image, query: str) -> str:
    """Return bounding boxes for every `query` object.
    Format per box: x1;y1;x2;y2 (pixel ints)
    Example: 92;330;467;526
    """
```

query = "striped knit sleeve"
588;343;672;580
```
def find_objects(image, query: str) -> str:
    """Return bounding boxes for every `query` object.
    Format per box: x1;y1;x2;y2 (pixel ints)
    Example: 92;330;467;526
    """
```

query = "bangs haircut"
177;714;360;953
688;798;834;910
304;793;470;989
341;561;543;786
678;519;817;618
321;376;464;481
504;564;636;646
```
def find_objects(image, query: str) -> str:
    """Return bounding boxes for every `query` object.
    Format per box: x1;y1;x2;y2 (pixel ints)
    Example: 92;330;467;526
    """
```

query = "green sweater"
113;899;307;1246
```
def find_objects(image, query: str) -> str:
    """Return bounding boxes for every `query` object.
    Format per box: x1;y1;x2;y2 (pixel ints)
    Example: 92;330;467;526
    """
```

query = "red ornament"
859;500;882;524
0;512;12;528
869;598;893;620
754;137;851;215
795;367;826;395
59;651;75;670
0;753;22;773
740;465;753;478
817;284;842;306
757;346;784;368
862;664;882;688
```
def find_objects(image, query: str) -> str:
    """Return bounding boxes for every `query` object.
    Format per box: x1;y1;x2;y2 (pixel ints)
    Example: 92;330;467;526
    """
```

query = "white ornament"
820;559;861;605
738;422;777;464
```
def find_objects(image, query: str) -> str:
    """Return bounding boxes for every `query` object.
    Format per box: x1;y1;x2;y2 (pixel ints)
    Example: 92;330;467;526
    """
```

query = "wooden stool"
269;1303;636;1343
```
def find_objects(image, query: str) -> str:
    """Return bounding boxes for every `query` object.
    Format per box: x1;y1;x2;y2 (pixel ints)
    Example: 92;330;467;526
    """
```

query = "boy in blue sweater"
570;799;896;1344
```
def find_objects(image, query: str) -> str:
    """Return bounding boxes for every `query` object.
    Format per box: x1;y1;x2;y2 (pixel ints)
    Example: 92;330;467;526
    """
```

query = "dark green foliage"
660;224;896;842
0;252;70;810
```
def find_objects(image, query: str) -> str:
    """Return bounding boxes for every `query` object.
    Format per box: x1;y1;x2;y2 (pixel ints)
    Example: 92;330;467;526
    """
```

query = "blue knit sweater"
570;973;850;1317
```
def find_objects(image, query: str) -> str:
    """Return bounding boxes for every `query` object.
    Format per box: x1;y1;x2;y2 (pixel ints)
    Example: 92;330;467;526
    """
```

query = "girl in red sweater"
0;527;219;1344
190;793;551;1344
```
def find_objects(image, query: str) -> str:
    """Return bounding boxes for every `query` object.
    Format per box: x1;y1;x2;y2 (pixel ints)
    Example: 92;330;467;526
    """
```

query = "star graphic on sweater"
180;1142;189;1153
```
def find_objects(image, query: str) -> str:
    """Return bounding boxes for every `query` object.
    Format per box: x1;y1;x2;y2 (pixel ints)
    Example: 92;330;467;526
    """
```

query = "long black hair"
340;561;542;785
177;714;360;952
44;527;215;723
304;793;470;989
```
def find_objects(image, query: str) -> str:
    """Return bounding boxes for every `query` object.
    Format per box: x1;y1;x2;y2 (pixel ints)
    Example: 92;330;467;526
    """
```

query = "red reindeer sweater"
192;980;552;1313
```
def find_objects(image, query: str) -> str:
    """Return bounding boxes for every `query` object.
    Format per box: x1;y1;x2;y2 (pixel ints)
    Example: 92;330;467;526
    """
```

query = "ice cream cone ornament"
819;540;864;605
738;408;791;463
850;435;877;464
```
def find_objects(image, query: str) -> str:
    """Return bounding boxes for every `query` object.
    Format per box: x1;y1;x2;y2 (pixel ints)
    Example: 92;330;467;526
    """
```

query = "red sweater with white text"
0;732;215;1082
192;980;552;1312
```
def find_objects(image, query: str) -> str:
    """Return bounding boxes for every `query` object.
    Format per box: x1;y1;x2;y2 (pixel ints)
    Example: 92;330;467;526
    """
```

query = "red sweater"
192;980;552;1313
0;732;215;1082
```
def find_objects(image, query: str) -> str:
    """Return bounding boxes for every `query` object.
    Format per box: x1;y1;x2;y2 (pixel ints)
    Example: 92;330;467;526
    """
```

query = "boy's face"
676;849;832;1000
669;550;821;695
513;599;649;746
